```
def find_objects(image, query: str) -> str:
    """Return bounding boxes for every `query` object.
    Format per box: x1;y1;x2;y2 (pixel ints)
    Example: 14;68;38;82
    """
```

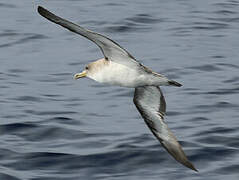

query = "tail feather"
168;80;182;87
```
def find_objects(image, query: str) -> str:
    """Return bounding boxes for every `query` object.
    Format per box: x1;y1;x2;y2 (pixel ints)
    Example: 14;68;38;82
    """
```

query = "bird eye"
85;66;89;70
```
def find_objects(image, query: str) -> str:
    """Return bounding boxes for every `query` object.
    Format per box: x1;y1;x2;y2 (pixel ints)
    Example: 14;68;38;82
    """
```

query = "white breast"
88;61;144;87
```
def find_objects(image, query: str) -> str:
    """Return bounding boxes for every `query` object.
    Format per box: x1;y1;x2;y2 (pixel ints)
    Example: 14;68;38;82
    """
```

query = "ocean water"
0;0;239;179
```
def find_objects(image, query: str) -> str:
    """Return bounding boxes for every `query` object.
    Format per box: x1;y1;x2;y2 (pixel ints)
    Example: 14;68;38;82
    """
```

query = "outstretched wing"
37;6;139;68
133;86;197;171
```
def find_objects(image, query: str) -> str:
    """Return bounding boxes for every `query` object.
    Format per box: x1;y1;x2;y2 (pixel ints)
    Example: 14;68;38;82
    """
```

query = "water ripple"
0;3;16;8
0;33;48;48
104;13;160;33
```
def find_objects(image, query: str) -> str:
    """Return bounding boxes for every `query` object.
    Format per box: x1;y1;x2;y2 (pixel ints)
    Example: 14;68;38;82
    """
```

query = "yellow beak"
74;70;87;79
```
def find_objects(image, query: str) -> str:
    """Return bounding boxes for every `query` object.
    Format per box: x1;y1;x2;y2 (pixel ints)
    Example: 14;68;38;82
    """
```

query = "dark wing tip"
184;160;198;172
37;6;60;24
38;6;54;18
37;6;45;15
37;6;51;19
161;140;198;172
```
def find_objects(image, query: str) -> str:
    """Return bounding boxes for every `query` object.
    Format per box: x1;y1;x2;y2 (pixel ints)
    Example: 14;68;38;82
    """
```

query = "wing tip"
37;6;44;15
37;6;49;19
161;140;198;172
183;160;198;172
37;6;62;26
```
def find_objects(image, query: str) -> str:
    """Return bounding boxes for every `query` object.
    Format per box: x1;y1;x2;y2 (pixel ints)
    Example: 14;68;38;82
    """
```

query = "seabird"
38;6;197;171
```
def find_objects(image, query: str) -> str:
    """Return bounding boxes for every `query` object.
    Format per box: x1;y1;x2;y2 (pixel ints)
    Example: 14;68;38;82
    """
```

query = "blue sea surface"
0;0;239;179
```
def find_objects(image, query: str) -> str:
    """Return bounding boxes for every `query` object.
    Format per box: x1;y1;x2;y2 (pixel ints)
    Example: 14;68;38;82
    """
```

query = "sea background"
0;0;239;179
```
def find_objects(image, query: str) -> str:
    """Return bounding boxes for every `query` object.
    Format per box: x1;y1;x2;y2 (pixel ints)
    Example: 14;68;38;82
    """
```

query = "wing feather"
37;6;139;68
133;86;197;171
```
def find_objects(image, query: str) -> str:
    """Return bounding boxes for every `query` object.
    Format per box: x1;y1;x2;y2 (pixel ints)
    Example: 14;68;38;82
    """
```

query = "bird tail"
168;80;182;87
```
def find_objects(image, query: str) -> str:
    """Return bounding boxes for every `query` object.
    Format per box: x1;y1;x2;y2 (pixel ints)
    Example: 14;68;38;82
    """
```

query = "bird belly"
90;61;145;88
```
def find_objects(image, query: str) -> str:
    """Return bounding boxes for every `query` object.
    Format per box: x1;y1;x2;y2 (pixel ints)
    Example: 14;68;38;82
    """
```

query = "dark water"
1;0;239;179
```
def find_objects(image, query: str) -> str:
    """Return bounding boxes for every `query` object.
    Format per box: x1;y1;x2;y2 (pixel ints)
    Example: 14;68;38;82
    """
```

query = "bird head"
74;58;108;80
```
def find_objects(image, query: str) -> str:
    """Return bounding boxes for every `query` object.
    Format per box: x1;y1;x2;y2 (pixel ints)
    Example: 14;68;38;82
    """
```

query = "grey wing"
133;86;197;171
37;6;139;68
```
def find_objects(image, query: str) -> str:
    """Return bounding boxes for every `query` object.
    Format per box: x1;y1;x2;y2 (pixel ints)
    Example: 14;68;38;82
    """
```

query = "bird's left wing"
133;86;197;171
37;6;139;68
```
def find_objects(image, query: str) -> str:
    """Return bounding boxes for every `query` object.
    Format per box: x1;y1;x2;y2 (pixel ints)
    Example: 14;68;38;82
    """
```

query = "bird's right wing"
37;6;140;68
133;86;197;171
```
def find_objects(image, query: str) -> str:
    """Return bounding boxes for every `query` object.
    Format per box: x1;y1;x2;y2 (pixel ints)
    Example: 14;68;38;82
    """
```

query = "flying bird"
38;6;197;171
